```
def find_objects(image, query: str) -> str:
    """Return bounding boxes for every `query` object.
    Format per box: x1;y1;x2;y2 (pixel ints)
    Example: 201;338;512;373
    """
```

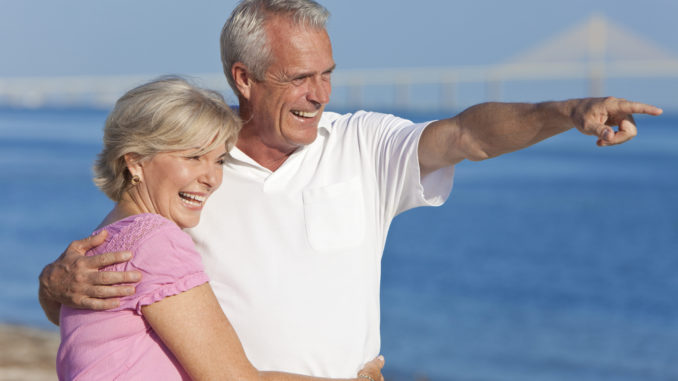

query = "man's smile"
291;110;319;118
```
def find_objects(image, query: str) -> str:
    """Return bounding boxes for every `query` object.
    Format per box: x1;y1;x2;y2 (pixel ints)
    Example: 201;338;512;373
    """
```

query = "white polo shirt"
189;111;454;377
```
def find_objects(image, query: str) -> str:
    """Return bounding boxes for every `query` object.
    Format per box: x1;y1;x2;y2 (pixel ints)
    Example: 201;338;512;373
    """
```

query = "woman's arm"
142;283;384;381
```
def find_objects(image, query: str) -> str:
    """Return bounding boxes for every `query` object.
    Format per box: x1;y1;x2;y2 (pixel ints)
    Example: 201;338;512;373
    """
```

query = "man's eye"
291;77;306;85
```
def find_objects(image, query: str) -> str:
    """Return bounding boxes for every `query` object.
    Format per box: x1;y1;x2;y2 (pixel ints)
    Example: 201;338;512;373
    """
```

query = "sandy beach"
0;324;59;381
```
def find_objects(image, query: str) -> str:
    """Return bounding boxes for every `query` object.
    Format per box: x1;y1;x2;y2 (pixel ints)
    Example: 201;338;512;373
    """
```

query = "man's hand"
38;230;141;325
570;97;663;146
357;355;385;381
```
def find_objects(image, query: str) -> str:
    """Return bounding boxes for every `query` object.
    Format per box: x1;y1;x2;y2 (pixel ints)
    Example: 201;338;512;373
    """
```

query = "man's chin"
295;132;319;146
286;128;319;148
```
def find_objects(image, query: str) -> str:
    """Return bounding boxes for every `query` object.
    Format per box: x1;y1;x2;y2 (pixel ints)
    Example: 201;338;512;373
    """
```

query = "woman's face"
134;145;228;229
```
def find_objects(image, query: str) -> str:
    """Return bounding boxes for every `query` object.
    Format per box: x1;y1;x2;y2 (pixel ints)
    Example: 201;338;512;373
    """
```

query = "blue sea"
1;107;677;380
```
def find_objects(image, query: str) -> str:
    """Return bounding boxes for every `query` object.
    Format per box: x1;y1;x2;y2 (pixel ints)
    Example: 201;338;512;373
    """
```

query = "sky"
1;0;677;109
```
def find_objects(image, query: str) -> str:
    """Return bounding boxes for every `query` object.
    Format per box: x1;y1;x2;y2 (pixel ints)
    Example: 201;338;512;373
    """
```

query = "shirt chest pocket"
302;177;366;252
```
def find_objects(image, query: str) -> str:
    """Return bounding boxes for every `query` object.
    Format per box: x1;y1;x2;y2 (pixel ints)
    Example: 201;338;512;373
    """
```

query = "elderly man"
39;0;662;377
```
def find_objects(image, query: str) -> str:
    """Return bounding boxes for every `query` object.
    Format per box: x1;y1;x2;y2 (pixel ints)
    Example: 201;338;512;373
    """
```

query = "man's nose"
307;76;331;106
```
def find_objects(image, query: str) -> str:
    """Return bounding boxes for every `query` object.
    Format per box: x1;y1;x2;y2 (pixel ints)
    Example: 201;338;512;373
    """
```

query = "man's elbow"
456;130;493;162
464;148;492;162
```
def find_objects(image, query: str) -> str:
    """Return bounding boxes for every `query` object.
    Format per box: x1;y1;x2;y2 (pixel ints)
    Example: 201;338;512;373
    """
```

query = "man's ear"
123;153;144;181
232;62;253;100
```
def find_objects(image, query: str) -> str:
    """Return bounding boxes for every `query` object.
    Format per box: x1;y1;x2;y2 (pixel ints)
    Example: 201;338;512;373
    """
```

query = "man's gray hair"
220;0;329;96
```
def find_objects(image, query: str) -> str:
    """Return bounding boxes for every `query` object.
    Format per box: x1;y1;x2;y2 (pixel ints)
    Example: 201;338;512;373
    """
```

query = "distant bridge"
2;15;677;111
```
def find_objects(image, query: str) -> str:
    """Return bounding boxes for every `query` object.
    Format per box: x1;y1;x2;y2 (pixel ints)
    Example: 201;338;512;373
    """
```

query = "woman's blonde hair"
93;76;241;201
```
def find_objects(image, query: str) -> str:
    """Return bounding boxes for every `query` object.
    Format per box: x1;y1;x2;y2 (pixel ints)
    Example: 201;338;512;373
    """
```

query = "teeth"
292;110;318;118
179;192;206;206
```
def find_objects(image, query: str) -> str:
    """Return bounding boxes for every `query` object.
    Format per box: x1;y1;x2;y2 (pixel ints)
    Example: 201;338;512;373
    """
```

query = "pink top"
57;214;209;380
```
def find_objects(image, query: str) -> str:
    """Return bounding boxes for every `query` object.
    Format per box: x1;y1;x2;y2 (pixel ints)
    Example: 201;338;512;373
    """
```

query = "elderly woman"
56;77;384;381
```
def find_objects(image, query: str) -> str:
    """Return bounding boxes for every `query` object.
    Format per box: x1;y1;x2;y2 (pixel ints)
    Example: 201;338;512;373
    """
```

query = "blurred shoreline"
0;323;59;381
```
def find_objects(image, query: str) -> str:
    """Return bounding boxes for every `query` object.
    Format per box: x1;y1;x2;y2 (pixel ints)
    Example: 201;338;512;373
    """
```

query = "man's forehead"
265;20;333;65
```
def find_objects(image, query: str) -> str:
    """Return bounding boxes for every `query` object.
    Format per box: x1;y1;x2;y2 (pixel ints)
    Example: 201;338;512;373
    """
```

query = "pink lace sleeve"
117;221;209;315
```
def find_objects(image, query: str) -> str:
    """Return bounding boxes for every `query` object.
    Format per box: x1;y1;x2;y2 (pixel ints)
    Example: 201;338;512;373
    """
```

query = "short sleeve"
345;111;455;217
117;223;209;315
382;120;455;213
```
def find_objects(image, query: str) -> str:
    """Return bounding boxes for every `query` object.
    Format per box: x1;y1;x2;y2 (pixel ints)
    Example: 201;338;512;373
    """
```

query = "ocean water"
1;107;676;380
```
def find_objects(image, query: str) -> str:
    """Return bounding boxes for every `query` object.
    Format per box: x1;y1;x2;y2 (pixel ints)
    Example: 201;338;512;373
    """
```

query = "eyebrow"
289;64;336;80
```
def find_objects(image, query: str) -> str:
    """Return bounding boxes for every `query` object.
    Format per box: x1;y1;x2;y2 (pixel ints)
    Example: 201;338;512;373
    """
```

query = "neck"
96;192;148;229
236;104;297;172
235;131;294;172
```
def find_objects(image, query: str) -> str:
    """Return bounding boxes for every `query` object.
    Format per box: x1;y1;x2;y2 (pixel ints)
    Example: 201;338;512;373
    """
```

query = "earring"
131;175;141;185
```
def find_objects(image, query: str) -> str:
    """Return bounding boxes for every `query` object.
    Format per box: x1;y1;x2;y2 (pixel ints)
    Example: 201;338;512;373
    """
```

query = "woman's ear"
123;153;143;181
232;62;253;100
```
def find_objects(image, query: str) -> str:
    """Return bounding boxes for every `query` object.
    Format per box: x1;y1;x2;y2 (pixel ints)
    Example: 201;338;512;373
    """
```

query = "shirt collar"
317;110;335;134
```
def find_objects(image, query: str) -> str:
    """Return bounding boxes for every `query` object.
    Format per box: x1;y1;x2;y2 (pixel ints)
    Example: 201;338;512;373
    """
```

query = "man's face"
245;16;335;154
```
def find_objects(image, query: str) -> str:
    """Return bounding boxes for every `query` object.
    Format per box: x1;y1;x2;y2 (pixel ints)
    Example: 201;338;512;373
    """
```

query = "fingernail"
602;129;612;141
121;251;132;260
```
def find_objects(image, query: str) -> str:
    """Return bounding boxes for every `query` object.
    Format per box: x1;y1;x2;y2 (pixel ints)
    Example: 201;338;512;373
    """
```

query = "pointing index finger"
616;100;663;116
